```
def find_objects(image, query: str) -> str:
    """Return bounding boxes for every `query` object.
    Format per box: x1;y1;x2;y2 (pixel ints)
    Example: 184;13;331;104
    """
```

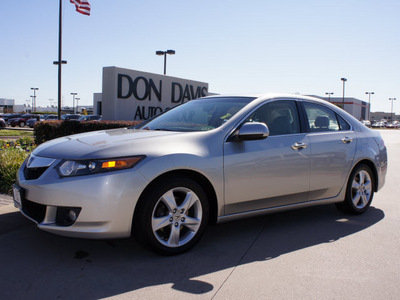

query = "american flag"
70;0;91;16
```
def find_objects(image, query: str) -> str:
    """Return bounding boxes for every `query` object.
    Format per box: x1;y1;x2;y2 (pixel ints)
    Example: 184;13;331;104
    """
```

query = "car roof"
204;93;338;108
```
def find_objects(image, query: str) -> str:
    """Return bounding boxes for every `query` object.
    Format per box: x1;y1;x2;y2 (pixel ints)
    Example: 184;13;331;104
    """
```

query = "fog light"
56;207;81;226
68;210;77;222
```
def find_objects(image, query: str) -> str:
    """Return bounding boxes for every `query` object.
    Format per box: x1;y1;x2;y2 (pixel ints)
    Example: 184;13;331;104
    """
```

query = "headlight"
56;156;145;177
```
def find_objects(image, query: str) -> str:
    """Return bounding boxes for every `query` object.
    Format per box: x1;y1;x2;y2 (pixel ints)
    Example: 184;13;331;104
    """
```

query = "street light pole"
389;98;397;122
325;92;334;101
31;87;39;112
340;78;347;110
75;98;80;114
365;92;374;121
71;93;77;114
30;95;34;112
155;50;175;75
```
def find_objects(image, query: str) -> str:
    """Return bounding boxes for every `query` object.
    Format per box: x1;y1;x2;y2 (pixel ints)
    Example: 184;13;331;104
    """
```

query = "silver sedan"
13;94;387;255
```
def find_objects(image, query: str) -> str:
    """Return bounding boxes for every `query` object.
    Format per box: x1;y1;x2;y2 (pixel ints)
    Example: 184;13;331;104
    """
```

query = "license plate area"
12;184;23;209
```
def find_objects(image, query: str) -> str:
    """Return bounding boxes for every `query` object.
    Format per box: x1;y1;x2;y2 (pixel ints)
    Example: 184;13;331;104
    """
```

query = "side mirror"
237;122;270;141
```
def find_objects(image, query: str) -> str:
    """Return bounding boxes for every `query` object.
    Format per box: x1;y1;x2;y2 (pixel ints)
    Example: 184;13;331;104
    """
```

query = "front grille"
24;166;48;180
21;199;46;223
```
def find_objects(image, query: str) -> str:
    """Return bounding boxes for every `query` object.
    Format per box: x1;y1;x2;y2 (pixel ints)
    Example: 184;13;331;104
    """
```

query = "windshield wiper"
152;128;173;131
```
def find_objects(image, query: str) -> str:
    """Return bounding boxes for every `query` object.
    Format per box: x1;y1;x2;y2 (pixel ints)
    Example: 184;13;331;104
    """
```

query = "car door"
302;102;357;200
223;100;311;215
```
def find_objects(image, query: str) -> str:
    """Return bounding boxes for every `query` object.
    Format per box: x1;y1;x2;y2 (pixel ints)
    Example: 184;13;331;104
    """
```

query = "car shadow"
0;204;384;298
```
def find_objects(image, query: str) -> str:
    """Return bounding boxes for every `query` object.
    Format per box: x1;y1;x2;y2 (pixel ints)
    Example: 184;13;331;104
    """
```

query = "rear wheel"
19;121;25;127
134;177;209;255
336;164;375;214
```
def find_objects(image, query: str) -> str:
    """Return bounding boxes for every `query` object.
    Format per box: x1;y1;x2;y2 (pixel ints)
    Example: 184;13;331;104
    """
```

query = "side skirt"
217;197;342;224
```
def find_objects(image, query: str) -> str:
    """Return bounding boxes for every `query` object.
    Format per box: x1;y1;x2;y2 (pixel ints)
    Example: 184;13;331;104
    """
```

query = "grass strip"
0;130;34;137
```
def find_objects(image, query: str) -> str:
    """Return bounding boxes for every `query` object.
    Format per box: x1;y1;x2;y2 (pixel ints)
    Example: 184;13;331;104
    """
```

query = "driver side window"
246;101;300;136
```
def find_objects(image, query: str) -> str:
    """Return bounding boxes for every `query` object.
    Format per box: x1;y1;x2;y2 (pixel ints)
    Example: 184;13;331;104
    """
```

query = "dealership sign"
101;67;209;121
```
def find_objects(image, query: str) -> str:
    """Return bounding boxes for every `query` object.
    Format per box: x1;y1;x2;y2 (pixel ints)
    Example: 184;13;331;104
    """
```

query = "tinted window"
304;103;340;132
246;101;300;136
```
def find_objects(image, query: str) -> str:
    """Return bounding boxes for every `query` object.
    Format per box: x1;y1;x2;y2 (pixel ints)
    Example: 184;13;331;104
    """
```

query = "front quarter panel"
136;132;225;216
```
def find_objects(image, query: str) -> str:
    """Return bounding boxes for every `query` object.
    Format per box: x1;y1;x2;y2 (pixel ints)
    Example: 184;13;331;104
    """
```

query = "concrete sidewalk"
0;193;13;207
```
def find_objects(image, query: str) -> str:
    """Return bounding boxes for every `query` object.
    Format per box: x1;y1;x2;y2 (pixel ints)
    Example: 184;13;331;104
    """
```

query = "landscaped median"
0;120;142;195
0;137;34;194
0;129;34;138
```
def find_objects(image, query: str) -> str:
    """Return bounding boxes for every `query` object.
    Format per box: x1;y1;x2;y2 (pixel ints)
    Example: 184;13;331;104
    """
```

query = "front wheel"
19;121;25;127
134;177;209;255
336;164;375;214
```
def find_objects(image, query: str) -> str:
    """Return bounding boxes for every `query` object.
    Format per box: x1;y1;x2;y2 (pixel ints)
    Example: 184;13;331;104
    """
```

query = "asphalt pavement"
0;130;399;299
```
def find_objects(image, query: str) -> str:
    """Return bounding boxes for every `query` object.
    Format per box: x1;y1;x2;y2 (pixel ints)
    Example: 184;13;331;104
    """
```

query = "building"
0;98;15;113
370;111;400;122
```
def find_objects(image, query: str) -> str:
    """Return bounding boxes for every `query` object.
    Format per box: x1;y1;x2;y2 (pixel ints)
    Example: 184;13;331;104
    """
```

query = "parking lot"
0;129;399;299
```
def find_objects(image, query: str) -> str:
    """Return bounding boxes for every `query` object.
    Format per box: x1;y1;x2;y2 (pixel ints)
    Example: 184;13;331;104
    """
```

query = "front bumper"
16;158;149;239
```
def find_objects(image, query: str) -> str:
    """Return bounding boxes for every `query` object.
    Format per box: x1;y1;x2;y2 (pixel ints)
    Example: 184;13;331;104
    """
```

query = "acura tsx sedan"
13;94;387;255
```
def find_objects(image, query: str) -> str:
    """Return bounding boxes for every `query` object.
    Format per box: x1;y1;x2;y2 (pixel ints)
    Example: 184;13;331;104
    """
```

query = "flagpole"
57;0;62;120
55;1;89;119
55;0;67;119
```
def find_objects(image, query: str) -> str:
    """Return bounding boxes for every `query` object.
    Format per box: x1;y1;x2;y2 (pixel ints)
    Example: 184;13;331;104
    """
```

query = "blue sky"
1;0;399;113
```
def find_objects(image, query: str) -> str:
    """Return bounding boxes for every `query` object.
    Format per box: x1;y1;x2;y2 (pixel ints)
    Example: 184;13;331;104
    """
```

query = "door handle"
342;137;353;144
291;142;308;150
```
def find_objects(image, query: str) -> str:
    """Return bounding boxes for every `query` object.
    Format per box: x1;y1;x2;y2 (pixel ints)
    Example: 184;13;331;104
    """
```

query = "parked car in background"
8;114;40;127
63;114;81;121
372;122;385;128
0;117;6;128
2;113;22;123
361;120;371;128
27;118;39;128
386;121;400;129
13;94;388;255
78;115;102;121
45;115;58;120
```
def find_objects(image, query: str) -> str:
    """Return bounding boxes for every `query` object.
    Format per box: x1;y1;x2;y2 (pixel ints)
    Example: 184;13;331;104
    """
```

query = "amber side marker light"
101;157;143;170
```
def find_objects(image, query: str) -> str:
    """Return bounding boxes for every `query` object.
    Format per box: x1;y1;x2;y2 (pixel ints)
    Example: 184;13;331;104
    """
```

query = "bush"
34;120;141;145
0;138;35;194
0;147;30;194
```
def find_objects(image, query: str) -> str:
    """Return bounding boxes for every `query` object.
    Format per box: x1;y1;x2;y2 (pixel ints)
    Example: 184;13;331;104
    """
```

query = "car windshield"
137;97;254;132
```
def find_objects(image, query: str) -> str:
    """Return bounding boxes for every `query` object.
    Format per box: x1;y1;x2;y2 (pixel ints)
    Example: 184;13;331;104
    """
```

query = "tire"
336;164;375;214
133;177;209;255
19;121;25;127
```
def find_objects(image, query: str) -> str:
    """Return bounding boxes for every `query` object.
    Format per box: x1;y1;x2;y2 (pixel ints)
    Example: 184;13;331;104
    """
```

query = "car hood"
33;128;208;160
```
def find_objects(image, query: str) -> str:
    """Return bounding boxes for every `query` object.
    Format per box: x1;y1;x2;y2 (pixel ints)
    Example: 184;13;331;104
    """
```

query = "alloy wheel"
151;187;203;248
351;170;372;209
